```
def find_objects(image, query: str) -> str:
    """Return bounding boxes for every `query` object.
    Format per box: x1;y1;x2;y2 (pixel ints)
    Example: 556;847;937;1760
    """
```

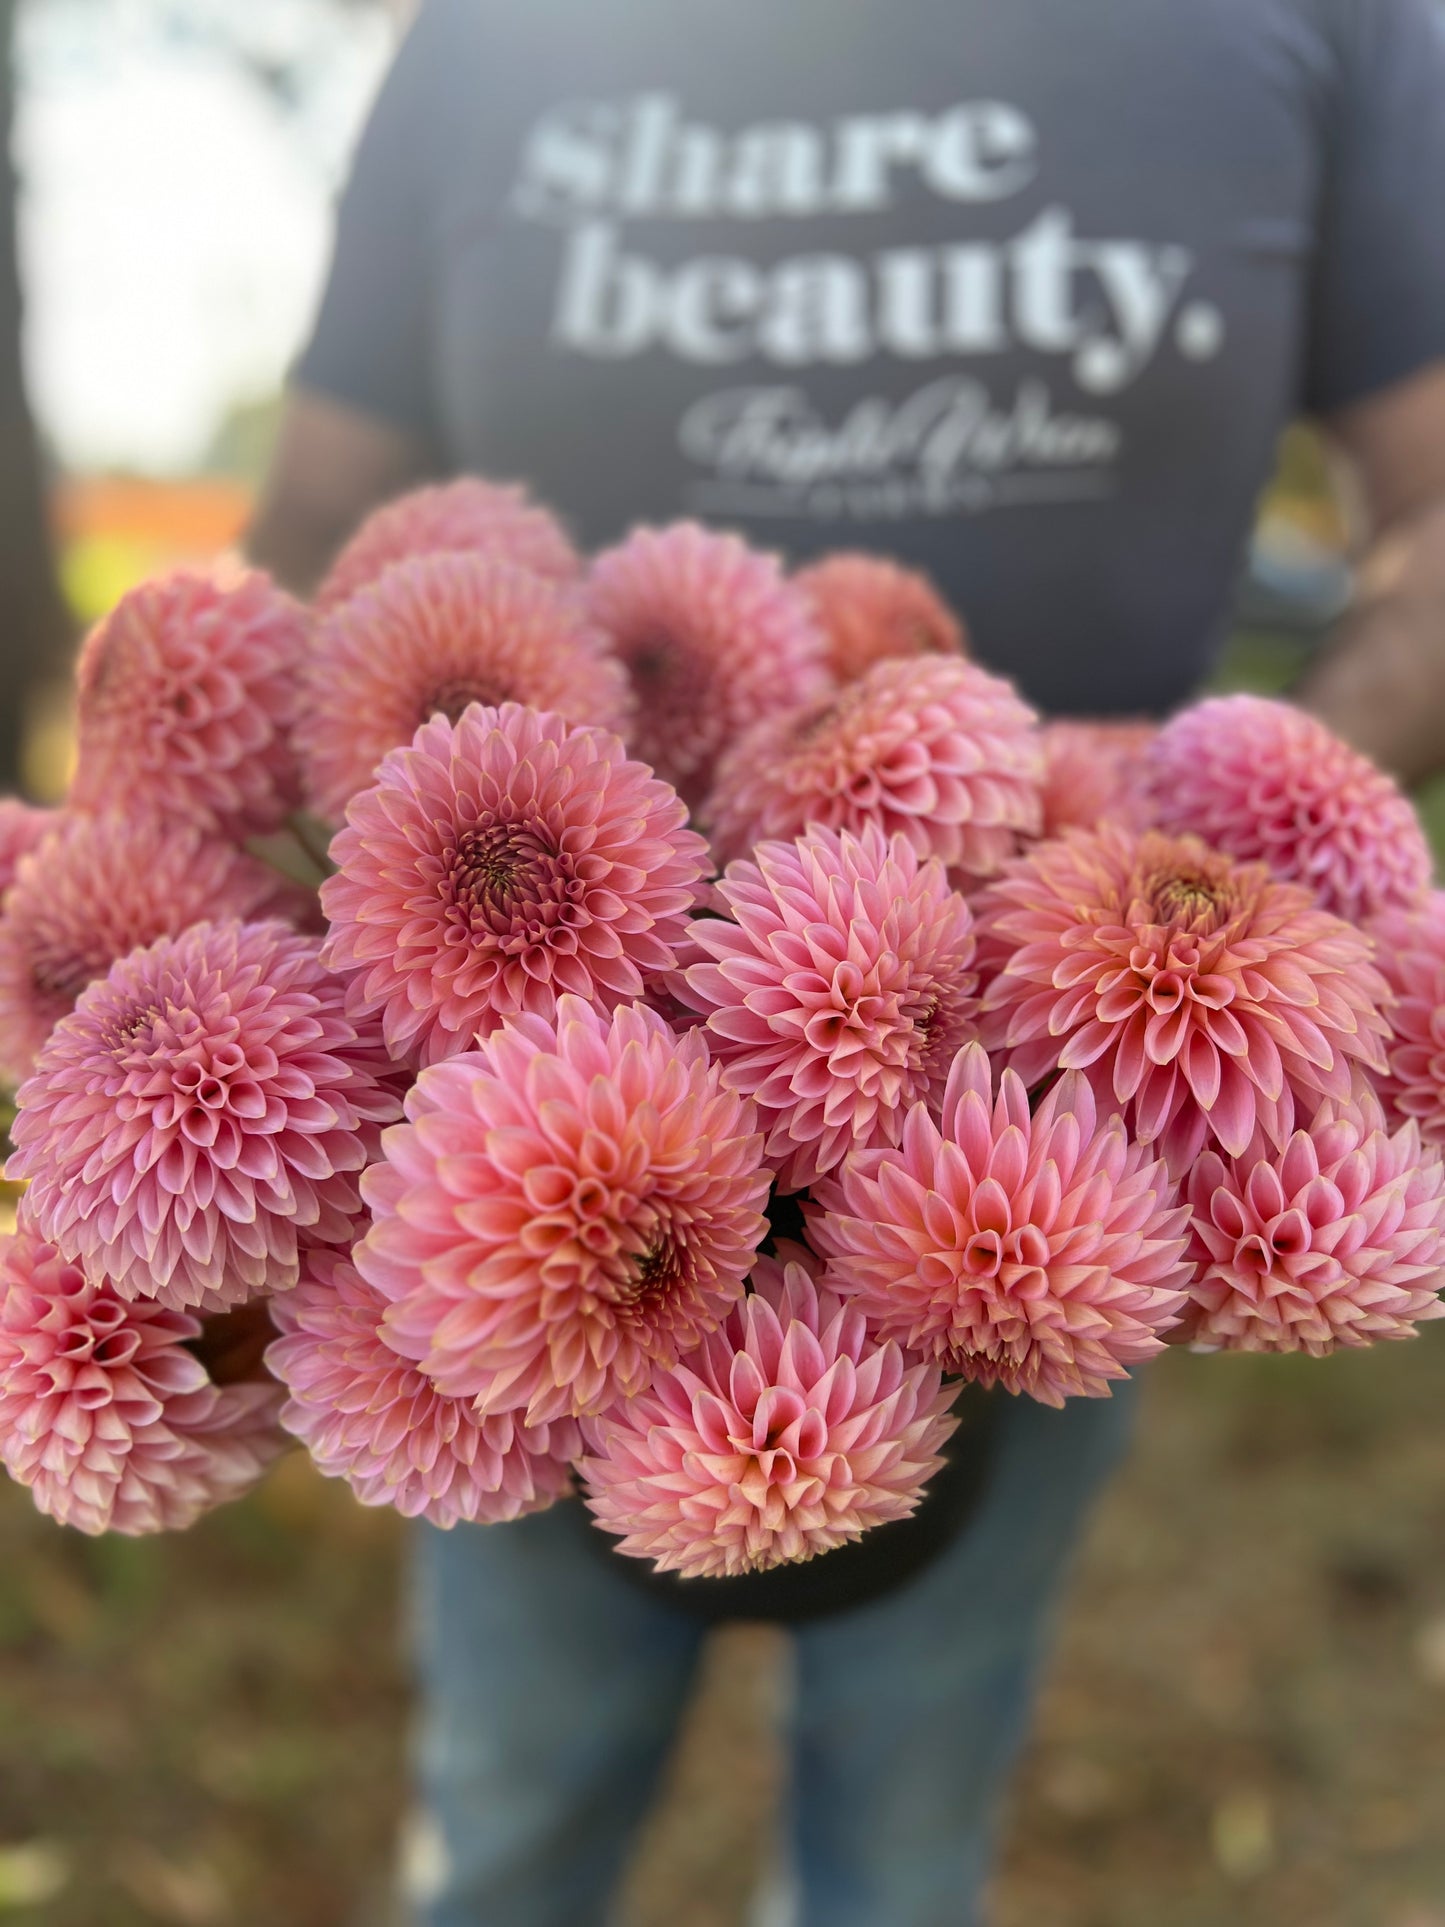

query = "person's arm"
1295;362;1445;786
246;388;433;596
247;2;461;591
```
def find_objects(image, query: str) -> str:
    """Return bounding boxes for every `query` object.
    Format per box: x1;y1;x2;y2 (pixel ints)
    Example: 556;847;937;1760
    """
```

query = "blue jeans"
407;1385;1136;1927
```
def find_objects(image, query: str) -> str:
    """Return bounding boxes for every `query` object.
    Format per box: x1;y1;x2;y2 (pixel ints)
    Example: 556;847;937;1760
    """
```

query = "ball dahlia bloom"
1138;695;1432;923
811;1044;1189;1405
296;553;632;821
676;824;979;1192
320;703;710;1066
0;811;303;1085
356;995;770;1425
266;1246;579;1527
316;476;579;610
793;552;967;683
1040;719;1155;838
585;522;832;808
1179;1092;1445;1355
0;800;56;902
580;1252;959;1578
702;655;1044;879
976;828;1391;1171
1371;892;1445;1143
69;569;307;840
9;920;401;1312
0;1222;286;1535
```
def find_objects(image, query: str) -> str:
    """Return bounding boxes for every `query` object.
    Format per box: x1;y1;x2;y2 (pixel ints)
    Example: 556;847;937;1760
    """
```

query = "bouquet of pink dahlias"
1;483;1441;1595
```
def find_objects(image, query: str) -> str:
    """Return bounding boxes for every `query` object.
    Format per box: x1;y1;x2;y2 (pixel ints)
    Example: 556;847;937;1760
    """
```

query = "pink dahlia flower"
580;1251;959;1578
356;995;770;1425
297;553;632;821
267;1245;579;1527
1138;695;1432;923
1040;719;1155;838
676;824;979;1191
0;811;304;1085
811;1043;1189;1406
585;523;832;808
1179;1092;1445;1355
0;800;55;902
0;1222;286;1535
9;920;401;1312
702;655;1044;880
793;552;967;684
321;703;710;1066
316;477;579;610
976;827;1391;1172
69;569;307;840
1371;892;1445;1143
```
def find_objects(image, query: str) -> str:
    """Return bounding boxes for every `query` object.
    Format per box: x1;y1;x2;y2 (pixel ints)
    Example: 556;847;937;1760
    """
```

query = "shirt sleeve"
1303;0;1445;414
291;0;462;447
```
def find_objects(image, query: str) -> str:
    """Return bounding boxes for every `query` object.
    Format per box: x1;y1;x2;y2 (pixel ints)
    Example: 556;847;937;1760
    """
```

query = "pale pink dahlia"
702;655;1044;879
356;995;770;1425
0;1222;286;1535
9;920;401;1312
976;828;1391;1171
316;477;579;610
69;569;307;840
320;703;710;1066
0;800;55;902
580;1251;959;1578
0;811;304;1085
793;552;967;684
1138;695;1432;923
1371;892;1445;1143
1179;1091;1445;1355
1040;719;1155;838
585;523;832;808
267;1245;580;1527
676;824;979;1191
297;553;632;821
811;1043;1189;1406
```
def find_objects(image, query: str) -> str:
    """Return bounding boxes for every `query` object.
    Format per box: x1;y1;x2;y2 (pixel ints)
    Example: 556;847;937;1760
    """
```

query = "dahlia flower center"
620;1232;686;1311
426;677;507;726
792;698;842;745
1140;858;1237;931
629;633;693;698
452;820;569;934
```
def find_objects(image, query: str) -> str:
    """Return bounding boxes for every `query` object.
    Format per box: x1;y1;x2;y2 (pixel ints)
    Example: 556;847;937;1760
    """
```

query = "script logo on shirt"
508;92;1226;519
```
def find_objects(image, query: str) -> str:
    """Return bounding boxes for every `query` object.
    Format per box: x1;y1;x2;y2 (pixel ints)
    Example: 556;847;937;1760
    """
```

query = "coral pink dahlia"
702;655;1044;879
69;569;307;840
297;553;632;821
676;824;979;1191
316;477;579;610
585;523;832;808
0;1220;286;1535
267;1245;580;1526
8;920;401;1312
793;552;967;684
1179;1091;1445;1355
1370;891;1445;1144
580;1251;959;1578
1138;695;1432;923
0;800;55;902
976;827;1391;1171
811;1043;1190;1405
320;703;710;1066
1040;719;1155;838
356;995;771;1425
0;811;304;1085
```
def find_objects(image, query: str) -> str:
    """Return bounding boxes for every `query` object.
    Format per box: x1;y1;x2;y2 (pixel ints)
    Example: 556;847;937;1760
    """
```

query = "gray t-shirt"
297;0;1445;716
